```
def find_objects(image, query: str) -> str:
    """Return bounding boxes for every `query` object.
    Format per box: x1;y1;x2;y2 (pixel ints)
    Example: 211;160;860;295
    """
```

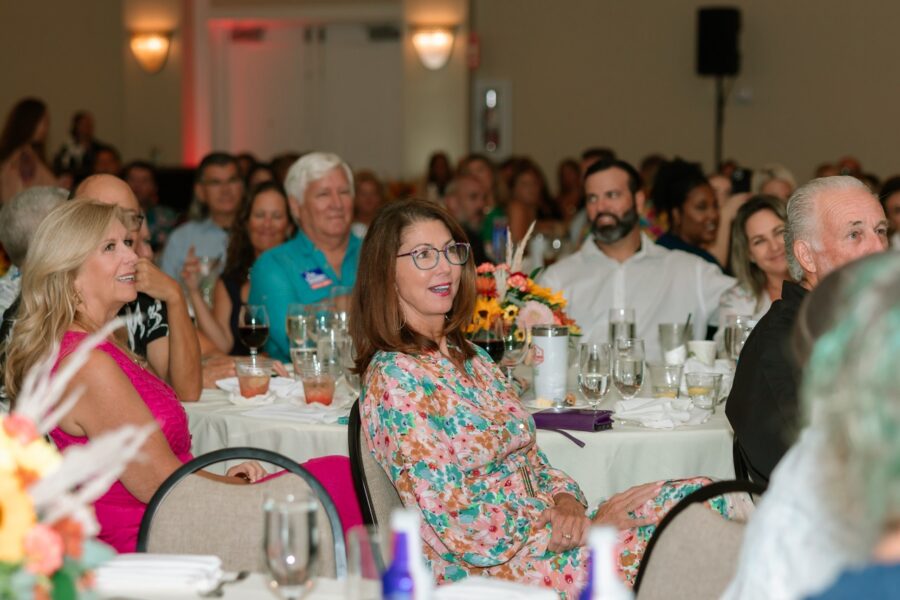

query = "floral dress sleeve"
363;353;543;568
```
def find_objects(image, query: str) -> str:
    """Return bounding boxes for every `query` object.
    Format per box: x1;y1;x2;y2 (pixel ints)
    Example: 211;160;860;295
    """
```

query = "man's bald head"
75;174;152;259
75;174;141;213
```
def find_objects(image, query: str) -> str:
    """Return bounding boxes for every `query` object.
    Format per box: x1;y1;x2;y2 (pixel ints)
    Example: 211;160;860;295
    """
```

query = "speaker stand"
714;75;725;172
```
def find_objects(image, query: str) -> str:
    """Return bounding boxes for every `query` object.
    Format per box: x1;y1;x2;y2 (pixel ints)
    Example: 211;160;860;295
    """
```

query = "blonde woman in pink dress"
350;198;741;598
3;200;266;553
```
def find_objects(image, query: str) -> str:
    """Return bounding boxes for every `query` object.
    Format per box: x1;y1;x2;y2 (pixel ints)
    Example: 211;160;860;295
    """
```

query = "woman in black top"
183;181;294;354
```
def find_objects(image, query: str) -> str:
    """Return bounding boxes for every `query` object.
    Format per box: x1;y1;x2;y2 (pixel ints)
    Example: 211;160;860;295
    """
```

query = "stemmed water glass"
238;304;269;364
613;338;645;400
499;323;529;388
579;342;611;410
263;492;320;599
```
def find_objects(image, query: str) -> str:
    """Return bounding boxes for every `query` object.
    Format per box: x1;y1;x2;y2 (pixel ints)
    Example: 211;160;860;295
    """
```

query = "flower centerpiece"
1;321;152;600
467;223;580;364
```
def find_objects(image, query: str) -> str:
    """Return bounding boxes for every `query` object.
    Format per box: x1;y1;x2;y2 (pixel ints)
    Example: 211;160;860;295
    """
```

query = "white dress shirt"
540;234;736;361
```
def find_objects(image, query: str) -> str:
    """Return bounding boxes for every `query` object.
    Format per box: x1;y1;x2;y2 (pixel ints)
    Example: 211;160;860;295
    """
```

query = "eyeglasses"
397;242;470;270
123;210;145;232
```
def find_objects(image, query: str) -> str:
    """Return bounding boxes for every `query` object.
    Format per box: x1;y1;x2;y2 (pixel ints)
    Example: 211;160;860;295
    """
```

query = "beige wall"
402;0;470;176
0;1;126;162
5;1;896;181
122;0;184;165
473;0;900;184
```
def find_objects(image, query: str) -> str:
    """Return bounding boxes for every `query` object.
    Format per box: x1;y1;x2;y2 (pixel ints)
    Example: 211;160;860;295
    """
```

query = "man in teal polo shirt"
249;152;361;361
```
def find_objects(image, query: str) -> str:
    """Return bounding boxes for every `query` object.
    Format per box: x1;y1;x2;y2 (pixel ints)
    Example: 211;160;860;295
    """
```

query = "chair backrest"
348;398;404;527
634;479;766;600
136;447;347;578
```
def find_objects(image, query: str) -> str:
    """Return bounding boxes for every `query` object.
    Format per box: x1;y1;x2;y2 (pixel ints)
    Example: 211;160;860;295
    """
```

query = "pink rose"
516;300;555;333
507;272;529;292
475;262;495;274
24;524;64;576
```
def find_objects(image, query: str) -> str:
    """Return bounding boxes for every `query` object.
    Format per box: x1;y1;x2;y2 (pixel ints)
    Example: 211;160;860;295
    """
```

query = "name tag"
302;267;334;290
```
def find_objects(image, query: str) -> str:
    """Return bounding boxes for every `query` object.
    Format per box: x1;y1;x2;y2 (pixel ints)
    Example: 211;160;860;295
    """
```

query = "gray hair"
0;186;68;266
784;176;871;282
283;152;354;208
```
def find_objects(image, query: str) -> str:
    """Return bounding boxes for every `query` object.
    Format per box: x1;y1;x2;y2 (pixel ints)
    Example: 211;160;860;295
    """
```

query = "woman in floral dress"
350;198;741;598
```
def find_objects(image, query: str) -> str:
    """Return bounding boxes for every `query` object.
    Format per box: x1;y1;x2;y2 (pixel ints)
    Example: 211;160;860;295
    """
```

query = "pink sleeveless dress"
50;331;193;553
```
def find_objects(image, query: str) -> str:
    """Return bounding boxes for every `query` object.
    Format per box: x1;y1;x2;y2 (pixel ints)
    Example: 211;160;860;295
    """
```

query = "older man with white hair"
727;175;889;484
249;152;359;361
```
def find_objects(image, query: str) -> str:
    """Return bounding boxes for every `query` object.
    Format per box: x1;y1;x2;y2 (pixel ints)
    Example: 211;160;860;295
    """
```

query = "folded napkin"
94;553;222;594
241;402;349;424
216;376;303;400
435;576;558;599
227;390;276;406
613;396;711;429
679;358;734;399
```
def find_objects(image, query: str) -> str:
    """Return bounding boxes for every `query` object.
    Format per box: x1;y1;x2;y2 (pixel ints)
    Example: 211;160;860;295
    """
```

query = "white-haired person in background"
0;186;68;319
724;252;900;599
752;163;797;201
248;152;359;362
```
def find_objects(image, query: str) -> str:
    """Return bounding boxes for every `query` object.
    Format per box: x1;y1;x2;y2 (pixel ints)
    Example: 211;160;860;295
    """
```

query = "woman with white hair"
724;252;900;599
248;151;359;362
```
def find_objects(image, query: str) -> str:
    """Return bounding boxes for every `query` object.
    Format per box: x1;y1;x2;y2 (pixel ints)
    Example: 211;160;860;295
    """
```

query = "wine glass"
238;304;269;364
499;323;529;387
608;308;636;345
579;342;611;410
339;337;361;398
613;338;644;400
286;303;310;347
471;318;505;363
263;492;320;599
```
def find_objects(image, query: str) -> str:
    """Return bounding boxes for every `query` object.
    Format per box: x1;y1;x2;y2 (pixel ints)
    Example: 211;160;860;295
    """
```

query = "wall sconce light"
130;31;172;74
411;26;456;70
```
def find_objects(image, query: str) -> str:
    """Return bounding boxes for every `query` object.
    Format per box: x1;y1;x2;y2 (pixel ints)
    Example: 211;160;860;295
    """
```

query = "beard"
591;205;640;244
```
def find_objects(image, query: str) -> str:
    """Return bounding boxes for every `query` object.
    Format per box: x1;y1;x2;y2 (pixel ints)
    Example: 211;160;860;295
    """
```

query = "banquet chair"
633;479;767;599
348;398;403;527
136;447;347;578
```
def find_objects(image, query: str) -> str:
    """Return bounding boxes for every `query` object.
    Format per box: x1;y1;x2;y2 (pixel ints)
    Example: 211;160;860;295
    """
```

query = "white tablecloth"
98;574;354;599
185;388;734;502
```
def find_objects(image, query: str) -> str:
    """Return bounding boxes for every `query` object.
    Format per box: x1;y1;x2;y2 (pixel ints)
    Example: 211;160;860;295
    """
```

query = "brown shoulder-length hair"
351;198;477;376
730;194;788;308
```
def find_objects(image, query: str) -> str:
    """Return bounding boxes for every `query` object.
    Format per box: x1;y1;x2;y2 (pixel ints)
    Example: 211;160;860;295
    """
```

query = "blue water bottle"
381;531;414;600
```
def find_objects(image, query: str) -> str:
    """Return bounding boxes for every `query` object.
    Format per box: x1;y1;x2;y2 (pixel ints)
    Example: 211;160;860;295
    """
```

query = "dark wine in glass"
239;325;270;350
474;339;505;363
238;304;270;362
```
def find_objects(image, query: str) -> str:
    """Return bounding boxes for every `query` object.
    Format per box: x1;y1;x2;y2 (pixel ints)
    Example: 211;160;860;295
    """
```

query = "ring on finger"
562;533;573;540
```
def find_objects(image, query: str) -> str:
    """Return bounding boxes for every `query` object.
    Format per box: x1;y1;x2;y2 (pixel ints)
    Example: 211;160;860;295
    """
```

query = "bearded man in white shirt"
540;158;736;360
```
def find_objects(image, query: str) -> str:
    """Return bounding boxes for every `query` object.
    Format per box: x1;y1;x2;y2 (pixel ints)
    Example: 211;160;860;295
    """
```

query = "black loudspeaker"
697;7;741;76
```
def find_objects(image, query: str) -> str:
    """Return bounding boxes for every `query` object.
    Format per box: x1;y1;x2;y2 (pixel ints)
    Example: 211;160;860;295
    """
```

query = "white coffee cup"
687;340;717;366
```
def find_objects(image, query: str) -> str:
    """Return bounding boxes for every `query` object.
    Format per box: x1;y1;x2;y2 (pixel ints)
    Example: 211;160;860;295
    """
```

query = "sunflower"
502;304;519;324
0;476;36;563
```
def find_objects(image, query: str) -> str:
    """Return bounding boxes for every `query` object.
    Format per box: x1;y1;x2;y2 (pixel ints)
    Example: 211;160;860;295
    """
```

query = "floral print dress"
362;346;744;598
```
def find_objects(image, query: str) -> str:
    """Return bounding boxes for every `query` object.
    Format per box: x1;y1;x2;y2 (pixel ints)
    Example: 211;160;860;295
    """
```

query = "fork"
199;570;251;597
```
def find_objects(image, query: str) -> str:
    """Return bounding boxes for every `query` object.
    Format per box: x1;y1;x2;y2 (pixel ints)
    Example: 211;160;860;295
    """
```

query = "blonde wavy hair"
3;200;129;399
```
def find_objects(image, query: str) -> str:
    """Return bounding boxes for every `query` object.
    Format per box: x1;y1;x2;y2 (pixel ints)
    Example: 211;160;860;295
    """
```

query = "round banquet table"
184;387;735;504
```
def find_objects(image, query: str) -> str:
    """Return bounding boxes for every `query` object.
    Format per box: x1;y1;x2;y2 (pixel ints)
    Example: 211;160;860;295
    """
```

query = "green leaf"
50;568;77;600
528;266;544;279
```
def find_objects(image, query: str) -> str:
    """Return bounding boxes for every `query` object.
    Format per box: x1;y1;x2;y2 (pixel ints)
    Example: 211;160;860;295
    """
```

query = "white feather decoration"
10;317;154;532
509;221;537;274
14;318;124;434
30;424;155;527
